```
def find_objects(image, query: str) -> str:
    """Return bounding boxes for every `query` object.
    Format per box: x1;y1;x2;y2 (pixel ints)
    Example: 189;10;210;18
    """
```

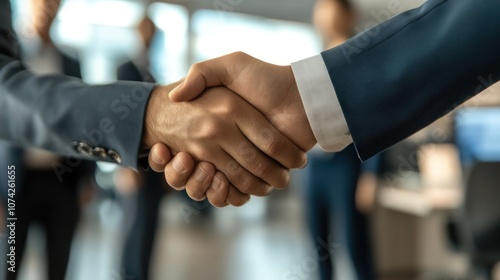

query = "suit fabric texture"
323;0;500;160
0;0;155;168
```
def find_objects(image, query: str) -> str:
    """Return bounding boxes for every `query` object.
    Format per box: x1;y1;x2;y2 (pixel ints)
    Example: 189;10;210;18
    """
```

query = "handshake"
142;52;318;207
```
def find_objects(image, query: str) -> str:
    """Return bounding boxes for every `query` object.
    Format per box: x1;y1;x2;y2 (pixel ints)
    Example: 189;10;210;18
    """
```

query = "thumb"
169;53;238;102
169;70;208;102
148;143;173;172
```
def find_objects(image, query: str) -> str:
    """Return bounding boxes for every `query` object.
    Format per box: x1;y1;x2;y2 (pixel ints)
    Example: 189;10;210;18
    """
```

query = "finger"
236;103;307;170
206;172;230;208
220;151;274;197
226;184;250;207
169;52;250;102
164;152;195;190
185;162;216;201
222;126;290;189
148;143;172;172
225;139;290;189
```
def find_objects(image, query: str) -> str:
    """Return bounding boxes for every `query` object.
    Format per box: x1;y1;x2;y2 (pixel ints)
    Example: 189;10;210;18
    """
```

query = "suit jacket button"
75;142;93;156
107;149;122;164
92;147;107;158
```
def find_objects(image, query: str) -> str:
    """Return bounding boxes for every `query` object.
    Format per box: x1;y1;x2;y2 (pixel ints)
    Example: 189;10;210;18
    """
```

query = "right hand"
169;52;317;152
143;85;307;206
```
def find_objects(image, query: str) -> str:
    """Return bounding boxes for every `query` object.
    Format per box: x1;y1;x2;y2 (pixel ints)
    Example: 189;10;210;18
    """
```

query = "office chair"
462;162;500;280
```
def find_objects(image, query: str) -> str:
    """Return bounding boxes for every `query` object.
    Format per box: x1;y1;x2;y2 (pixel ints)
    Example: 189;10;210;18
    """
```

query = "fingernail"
300;155;309;169
211;176;223;190
194;166;208;182
173;158;186;173
152;150;166;165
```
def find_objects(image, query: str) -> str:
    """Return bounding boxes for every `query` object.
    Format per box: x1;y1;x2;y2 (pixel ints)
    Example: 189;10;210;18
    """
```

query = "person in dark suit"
114;16;168;280
0;0;307;209
304;1;373;279
116;17;156;84
165;0;500;201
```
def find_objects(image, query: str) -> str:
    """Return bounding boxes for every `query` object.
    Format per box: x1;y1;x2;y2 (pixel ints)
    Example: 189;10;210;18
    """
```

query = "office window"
192;10;322;65
53;0;146;84
12;0;189;84
148;2;189;83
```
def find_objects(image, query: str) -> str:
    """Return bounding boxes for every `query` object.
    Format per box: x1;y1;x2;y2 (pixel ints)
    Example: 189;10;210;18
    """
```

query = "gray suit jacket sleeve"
0;0;155;167
322;0;500;160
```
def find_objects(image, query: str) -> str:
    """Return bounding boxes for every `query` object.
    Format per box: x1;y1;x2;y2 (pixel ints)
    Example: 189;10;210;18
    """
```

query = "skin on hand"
166;52;317;202
148;144;233;207
143;85;305;206
169;52;316;152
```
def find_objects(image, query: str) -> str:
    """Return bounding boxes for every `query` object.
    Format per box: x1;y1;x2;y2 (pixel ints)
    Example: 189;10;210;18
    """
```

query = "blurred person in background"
0;0;94;279
114;16;168;280
117;16;157;84
113;165;167;280
115;17;215;279
304;0;374;279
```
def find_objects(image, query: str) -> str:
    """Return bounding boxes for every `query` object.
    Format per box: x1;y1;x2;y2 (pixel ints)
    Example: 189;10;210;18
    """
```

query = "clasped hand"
143;52;316;207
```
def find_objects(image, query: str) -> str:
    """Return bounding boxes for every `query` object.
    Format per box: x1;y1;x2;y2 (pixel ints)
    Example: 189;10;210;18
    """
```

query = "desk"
373;144;468;279
378;186;462;216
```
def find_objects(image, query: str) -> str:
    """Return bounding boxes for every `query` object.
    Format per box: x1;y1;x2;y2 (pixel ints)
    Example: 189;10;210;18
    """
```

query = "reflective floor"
14;186;355;280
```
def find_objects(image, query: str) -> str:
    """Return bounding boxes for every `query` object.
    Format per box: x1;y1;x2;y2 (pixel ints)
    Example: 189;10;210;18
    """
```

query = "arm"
1;0;153;167
324;0;500;160
0;0;306;207
169;0;500;161
0;54;155;168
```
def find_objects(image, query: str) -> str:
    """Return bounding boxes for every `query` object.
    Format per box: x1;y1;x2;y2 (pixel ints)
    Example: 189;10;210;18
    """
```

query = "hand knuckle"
237;177;254;194
232;51;248;60
191;62;203;72
225;160;243;176
219;102;239;117
265;137;284;156
237;176;268;197
253;159;273;179
199;120;222;141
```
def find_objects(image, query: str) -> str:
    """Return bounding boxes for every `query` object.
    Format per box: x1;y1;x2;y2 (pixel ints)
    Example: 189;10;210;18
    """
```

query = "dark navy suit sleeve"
322;0;500;160
0;0;155;168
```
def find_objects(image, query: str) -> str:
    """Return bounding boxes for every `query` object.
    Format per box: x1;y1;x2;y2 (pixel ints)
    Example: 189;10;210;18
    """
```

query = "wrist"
284;65;317;151
142;84;177;150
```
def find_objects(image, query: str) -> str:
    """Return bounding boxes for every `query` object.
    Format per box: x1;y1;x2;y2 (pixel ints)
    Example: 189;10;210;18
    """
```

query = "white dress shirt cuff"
291;54;353;152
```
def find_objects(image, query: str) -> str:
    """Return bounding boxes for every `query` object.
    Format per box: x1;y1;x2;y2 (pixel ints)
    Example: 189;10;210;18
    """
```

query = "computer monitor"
455;108;500;165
